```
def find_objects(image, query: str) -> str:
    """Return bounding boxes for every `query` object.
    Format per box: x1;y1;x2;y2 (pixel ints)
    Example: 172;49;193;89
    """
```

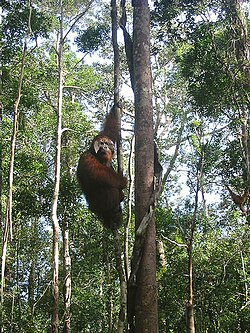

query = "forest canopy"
0;0;250;332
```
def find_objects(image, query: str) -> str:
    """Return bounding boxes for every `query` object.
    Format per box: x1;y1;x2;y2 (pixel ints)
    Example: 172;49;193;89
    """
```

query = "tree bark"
133;1;158;332
112;230;127;333
229;0;250;222
186;243;195;333
111;2;127;331
157;239;166;268
111;0;120;107
1;40;27;333
0;73;2;231
28;257;36;314
51;2;64;332
63;217;71;333
186;149;204;333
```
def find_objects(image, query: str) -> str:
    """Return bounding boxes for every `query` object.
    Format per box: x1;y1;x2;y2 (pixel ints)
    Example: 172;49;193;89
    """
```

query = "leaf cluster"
75;23;110;54
2;0;53;59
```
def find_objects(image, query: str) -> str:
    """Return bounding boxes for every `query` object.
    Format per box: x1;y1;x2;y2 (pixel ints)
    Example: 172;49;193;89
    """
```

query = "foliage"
75;23;110;54
1;0;250;332
1;0;53;58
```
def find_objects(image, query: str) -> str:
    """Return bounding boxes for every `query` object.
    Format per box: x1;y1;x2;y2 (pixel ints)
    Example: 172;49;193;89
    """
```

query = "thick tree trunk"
229;0;250;222
229;0;250;67
133;1;158;332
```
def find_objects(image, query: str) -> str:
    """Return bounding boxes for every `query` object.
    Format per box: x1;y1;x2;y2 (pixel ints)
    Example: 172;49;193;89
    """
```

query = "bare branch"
162;235;187;248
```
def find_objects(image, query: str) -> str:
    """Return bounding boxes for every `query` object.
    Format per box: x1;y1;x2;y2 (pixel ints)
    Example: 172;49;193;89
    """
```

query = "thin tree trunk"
111;1;127;332
63;217;71;333
28;257;36;314
157;239;166;267
111;0;120;107
240;250;248;308
0;98;2;332
133;1;158;332
16;238;22;331
1;41;27;333
56;6;94;333
185;185;198;333
112;230;127;333
1;6;32;330
28;220;38;318
125;136;135;280
186;149;204;333
0;78;2;232
51;2;64;332
186;242;195;333
102;236;113;333
61;142;72;333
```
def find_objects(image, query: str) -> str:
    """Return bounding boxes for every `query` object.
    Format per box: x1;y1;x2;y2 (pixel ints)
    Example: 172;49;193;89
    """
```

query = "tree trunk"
63;217;71;333
112;230;127;333
111;0;120;107
229;0;250;222
186;152;203;333
229;0;250;68
51;3;64;332
157;240;166;268
1;40;27;333
0;81;2;230
28;258;36;315
111;2;127;332
186;243;195;333
102;236;113;333
61;139;73;333
133;1;158;332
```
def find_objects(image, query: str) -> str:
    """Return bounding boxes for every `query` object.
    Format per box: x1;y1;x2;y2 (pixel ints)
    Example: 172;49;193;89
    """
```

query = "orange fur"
77;106;127;229
226;185;248;215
